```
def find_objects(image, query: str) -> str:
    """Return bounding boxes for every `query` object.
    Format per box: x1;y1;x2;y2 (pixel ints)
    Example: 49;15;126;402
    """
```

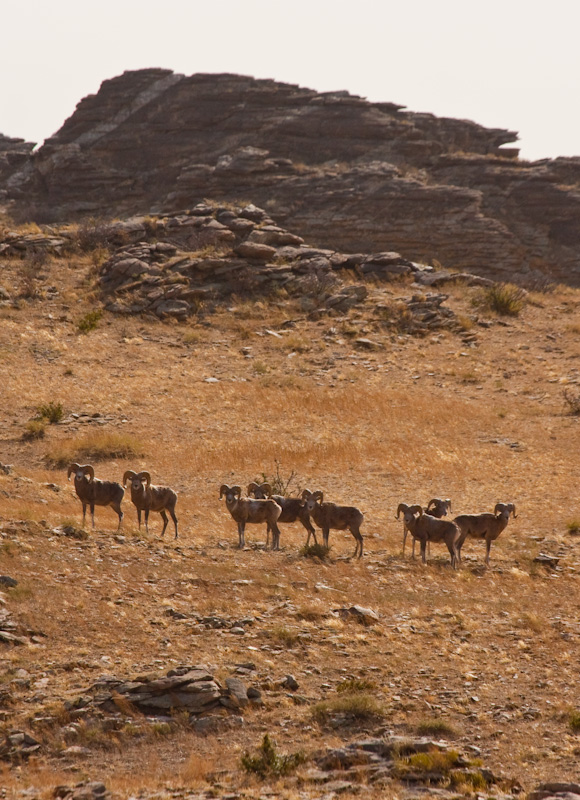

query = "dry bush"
475;283;526;316
312;693;385;723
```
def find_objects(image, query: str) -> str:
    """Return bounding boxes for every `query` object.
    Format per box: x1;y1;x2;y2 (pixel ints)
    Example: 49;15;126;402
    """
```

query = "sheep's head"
402;504;423;526
396;503;410;520
68;463;94;482
247;481;272;499
495;502;517;518
220;484;241;504
427;498;452;516
302;489;323;513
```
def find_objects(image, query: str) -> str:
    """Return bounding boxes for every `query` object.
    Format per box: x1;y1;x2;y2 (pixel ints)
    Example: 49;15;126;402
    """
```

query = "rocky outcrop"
2;69;579;283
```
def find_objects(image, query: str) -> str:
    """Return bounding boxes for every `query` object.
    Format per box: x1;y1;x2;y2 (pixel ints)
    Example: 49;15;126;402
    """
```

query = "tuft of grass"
300;543;330;560
566;519;580;535
518;612;544;632
569;711;580;733
23;418;47;440
563;387;580;416
336;678;376;694
475;283;526;316
416;718;458;738
45;431;144;468
37;401;64;424
241;734;306;779
312;693;385;724
268;626;301;648
77;309;103;333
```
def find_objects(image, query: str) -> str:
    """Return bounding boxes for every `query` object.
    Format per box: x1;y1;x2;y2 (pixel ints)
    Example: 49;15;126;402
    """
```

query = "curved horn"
82;465;94;482
301;488;312;501
397;503;409;519
312;490;324;503
247;482;260;496
138;471;151;487
259;482;272;497
219;484;230;499
67;463;81;481
232;485;242;498
509;503;517;518
426;498;438;511
409;504;423;516
445;499;452;512
123;470;138;486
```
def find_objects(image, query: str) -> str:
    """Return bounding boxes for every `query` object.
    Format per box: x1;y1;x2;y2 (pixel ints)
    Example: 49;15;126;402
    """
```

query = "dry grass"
2;236;580;795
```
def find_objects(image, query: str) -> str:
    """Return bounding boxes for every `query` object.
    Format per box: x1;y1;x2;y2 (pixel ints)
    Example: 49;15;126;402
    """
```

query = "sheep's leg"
137;508;142;529
144;509;150;534
82;503;87;528
265;524;270;549
160;509;168;537
323;528;329;548
169;509;178;539
351;528;363;559
301;517;317;545
485;538;492;566
112;503;123;531
411;534;416;559
238;521;245;548
446;539;457;569
271;523;281;551
403;525;408;556
420;539;427;564
90;505;96;529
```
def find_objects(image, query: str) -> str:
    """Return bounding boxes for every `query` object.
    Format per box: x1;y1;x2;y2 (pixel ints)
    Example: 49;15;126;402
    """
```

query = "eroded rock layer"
2;70;580;283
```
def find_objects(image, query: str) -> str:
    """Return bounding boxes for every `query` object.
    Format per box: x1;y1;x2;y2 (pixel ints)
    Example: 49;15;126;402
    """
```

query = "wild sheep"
67;463;124;530
397;503;459;569
219;484;282;549
123;470;178;538
401;497;452;558
247;481;317;546
454;502;517;565
301;489;364;558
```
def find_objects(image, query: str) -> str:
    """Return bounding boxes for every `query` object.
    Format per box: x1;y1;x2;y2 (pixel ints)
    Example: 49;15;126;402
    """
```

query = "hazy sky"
2;0;579;161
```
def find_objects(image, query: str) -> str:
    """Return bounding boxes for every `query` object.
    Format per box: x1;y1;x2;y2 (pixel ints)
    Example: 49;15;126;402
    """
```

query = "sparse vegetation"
299;542;330;560
241;734;306;778
416;718;458;738
566;519;580;535
77;309;103;333
45;431;144;467
336;678;376;694
475;283;526;316
22;418;47;440
312;693;385;723
37;401;64;424
569;711;580;733
563;386;580;415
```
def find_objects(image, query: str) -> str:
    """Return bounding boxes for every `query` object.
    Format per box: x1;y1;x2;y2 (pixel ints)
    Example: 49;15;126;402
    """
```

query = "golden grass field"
1;240;580;798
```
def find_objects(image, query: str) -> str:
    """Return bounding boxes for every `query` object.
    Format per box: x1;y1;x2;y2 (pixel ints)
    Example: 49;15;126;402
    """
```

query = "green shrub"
241;734;306;778
336;678;376;694
37;401;64;424
77;309;103;333
569;711;580;732
300;543;330;560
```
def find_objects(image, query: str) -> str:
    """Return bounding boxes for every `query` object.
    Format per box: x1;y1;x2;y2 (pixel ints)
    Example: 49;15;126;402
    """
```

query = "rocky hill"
1;69;579;285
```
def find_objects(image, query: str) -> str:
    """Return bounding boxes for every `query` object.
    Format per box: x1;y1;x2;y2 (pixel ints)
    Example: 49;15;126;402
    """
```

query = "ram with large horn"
67;463;124;530
454;502;516;566
397;502;460;569
399;498;452;558
301;489;364;558
247;482;317;547
220;484;282;549
123;470;178;538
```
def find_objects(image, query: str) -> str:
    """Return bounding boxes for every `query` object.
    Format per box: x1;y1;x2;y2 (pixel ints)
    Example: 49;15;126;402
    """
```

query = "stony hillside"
2;208;580;798
1;70;580;284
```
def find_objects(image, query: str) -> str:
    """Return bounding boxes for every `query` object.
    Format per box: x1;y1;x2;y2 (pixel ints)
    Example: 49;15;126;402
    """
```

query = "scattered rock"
333;605;380;625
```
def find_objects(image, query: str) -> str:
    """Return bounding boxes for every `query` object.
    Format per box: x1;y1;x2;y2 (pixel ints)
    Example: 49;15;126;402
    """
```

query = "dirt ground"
1;241;580;798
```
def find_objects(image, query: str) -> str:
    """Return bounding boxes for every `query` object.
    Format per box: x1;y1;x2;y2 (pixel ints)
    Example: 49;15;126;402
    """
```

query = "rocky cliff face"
2;69;580;284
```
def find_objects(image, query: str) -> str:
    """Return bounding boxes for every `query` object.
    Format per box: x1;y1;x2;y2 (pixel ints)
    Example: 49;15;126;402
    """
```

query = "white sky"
2;0;579;161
